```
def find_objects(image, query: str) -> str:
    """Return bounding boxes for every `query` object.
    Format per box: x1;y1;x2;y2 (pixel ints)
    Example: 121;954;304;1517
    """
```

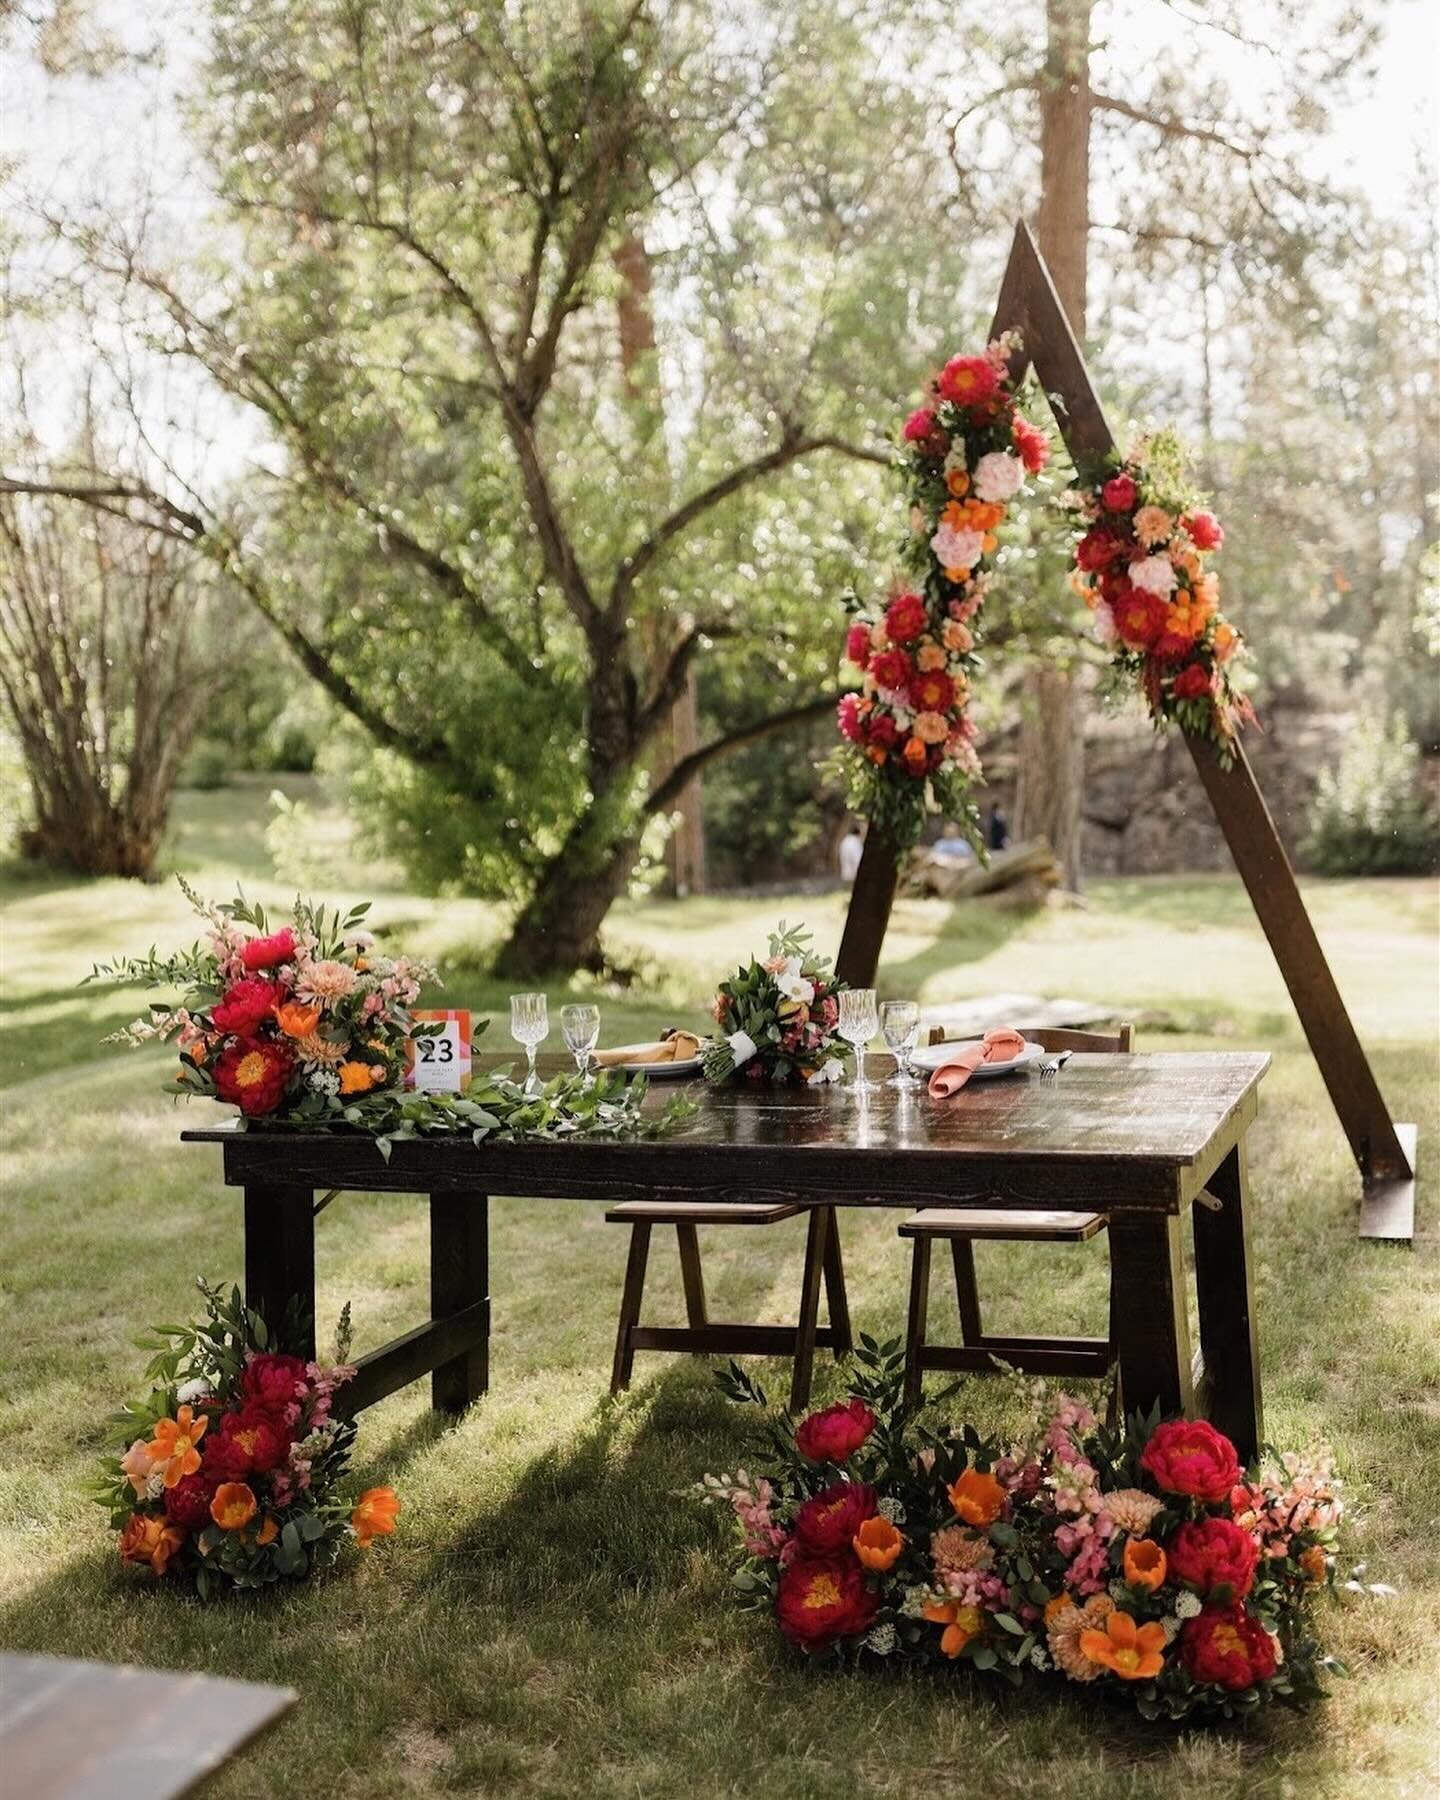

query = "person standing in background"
986;803;1010;852
838;823;864;884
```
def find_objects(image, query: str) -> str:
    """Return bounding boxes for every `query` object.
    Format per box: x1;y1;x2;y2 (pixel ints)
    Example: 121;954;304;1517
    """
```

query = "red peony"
1011;413;1050;474
1179;1604;1278;1690
884;591;927;645
902;407;948;456
1184;509;1224;551
1167;1516;1259;1599
908;668;956;714
866;712;898;749
211;977;286;1037
205;1404;293;1480
795;1397;877;1463
213;1037;294;1117
1102;473;1138;512
793;1481;876;1555
241;927;298;971
936;355;1001;411
164;1470;217;1529
844;622;872;668
1171;662;1215;700
775;1554;879;1651
1141;1418;1242;1503
1113;588;1170;651
837;694;865;744
1076;529;1125;573
242;1352;310;1414
869;646;914;691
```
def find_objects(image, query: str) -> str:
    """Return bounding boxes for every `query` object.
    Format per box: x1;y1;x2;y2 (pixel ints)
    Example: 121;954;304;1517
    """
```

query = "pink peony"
1185;509;1224;550
844;622;872;668
884;591;928;644
1102;473;1138;512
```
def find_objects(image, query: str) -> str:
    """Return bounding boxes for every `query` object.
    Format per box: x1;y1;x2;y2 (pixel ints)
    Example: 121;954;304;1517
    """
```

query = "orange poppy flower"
351;1486;401;1548
339;1060;377;1095
945;469;970;497
922;1598;983;1658
852;1515;904;1571
210;1482;258;1532
947;1467;1006;1527
256;1514;280;1546
147;1405;208;1488
274;1000;323;1038
1124;1537;1167;1591
1078;1609;1167;1680
118;1512;185;1577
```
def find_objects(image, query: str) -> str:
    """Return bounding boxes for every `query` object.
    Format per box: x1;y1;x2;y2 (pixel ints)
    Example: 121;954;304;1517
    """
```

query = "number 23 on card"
405;1010;472;1094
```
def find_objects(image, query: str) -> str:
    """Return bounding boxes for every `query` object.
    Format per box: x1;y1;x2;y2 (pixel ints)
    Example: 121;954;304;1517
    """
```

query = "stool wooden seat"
901;1023;1133;1410
607;1199;851;1412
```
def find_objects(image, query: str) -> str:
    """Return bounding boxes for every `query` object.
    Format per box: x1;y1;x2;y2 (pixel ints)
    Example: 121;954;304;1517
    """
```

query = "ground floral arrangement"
97;1282;397;1598
693;1344;1346;1723
835;335;1050;848
89;880;691;1152
702;923;849;1085
1068;431;1254;760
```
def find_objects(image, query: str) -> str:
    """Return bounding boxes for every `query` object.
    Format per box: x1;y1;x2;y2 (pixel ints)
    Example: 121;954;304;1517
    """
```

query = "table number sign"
405;1010;472;1094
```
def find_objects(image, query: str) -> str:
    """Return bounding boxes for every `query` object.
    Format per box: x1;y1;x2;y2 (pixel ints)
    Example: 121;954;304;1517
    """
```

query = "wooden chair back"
926;1022;1135;1053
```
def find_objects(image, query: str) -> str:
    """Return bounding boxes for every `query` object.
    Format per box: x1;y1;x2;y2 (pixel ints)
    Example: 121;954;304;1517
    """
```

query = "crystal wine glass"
509;992;549;1091
879;998;920;1088
561;1002;600;1083
837;987;878;1096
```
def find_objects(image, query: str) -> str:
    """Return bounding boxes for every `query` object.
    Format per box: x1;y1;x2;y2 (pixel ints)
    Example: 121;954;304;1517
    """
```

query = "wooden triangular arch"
836;220;1417;1241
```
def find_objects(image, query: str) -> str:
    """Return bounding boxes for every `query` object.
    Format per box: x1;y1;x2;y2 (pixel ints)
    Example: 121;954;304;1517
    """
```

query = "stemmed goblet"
837;987;879;1097
879;999;921;1087
561;1002;601;1085
509;992;549;1092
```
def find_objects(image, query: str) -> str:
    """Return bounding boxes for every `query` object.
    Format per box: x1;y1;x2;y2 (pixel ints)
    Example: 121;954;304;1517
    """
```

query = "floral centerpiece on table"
97;1280;396;1599
692;1343;1346;1723
1068;430;1254;761
836;335;1050;848
89;880;692;1152
701;923;848;1086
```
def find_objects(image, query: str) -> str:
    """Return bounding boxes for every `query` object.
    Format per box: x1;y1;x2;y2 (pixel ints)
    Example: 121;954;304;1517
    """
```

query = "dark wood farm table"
182;1049;1269;1458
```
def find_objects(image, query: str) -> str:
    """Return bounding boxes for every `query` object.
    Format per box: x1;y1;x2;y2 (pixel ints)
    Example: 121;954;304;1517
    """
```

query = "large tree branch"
610;433;891;620
1090;93;1261;162
0;475;205;539
634;620;735;748
643;690;841;817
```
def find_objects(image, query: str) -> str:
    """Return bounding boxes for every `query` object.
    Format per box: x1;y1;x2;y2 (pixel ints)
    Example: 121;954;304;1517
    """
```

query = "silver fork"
1037;1050;1073;1080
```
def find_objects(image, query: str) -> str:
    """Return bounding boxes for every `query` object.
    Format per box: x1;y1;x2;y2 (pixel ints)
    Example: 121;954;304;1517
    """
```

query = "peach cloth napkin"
926;1026;1028;1099
593;1030;703;1068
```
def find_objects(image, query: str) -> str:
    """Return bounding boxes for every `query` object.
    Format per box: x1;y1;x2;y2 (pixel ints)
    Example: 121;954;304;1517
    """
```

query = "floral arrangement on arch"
97;1281;397;1599
693;1343;1346;1723
702;922;849;1085
1069;431;1253;758
89;880;692;1151
836;337;1050;848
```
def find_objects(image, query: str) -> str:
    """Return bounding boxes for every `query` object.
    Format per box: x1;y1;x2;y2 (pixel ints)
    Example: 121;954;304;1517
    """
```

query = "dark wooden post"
1192;1141;1263;1458
243;1183;316;1361
835;216;1416;1234
430;1191;490;1415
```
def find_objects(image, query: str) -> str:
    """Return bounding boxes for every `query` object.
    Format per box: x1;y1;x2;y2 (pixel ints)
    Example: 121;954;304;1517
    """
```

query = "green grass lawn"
2;781;1438;1798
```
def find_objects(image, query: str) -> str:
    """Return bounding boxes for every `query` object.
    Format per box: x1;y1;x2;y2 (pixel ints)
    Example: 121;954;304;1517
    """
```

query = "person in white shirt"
838;825;864;883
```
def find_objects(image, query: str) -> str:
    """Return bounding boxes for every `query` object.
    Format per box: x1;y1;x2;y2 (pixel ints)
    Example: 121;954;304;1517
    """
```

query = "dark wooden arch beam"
836;219;1416;1240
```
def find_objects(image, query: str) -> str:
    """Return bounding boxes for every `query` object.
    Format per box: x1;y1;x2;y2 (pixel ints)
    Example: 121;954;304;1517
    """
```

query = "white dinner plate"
909;1038;1046;1078
609;1057;705;1080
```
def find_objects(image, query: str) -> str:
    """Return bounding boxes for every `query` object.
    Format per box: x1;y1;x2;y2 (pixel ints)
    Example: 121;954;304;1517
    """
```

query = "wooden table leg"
430;1192;489;1416
1106;1213;1194;1426
1192;1139;1263;1461
244;1184;315;1360
789;1207;829;1414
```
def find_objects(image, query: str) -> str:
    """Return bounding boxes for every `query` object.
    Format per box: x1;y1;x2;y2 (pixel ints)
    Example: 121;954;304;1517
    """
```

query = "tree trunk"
495;821;641;978
1016;0;1091;888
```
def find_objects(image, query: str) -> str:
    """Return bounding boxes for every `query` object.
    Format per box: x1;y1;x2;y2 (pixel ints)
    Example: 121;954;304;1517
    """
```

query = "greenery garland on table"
834;335;1051;849
97;1280;395;1600
1068;430;1254;762
89;880;693;1154
692;1342;1347;1725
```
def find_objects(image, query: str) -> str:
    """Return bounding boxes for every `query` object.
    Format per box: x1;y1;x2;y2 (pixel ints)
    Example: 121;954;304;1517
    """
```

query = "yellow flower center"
1212;1623;1245;1657
235;1051;268;1087
1113;1647;1141;1673
803;1575;842;1610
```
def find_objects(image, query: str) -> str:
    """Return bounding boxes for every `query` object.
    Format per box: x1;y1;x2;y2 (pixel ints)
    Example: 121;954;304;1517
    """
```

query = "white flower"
1030;1643;1052;1670
176;1377;211;1405
774;958;815;1004
972;450;1024;503
144;1470;166;1501
879;1495;906;1524
900;1585;932;1619
1161;1615;1181;1644
1129;554;1177;597
930;523;985;571
1091;600;1118;647
864;1623;897;1656
804;1061;844;1084
308;1067;341;1096
727;1031;758;1069
1175;1590;1203;1619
